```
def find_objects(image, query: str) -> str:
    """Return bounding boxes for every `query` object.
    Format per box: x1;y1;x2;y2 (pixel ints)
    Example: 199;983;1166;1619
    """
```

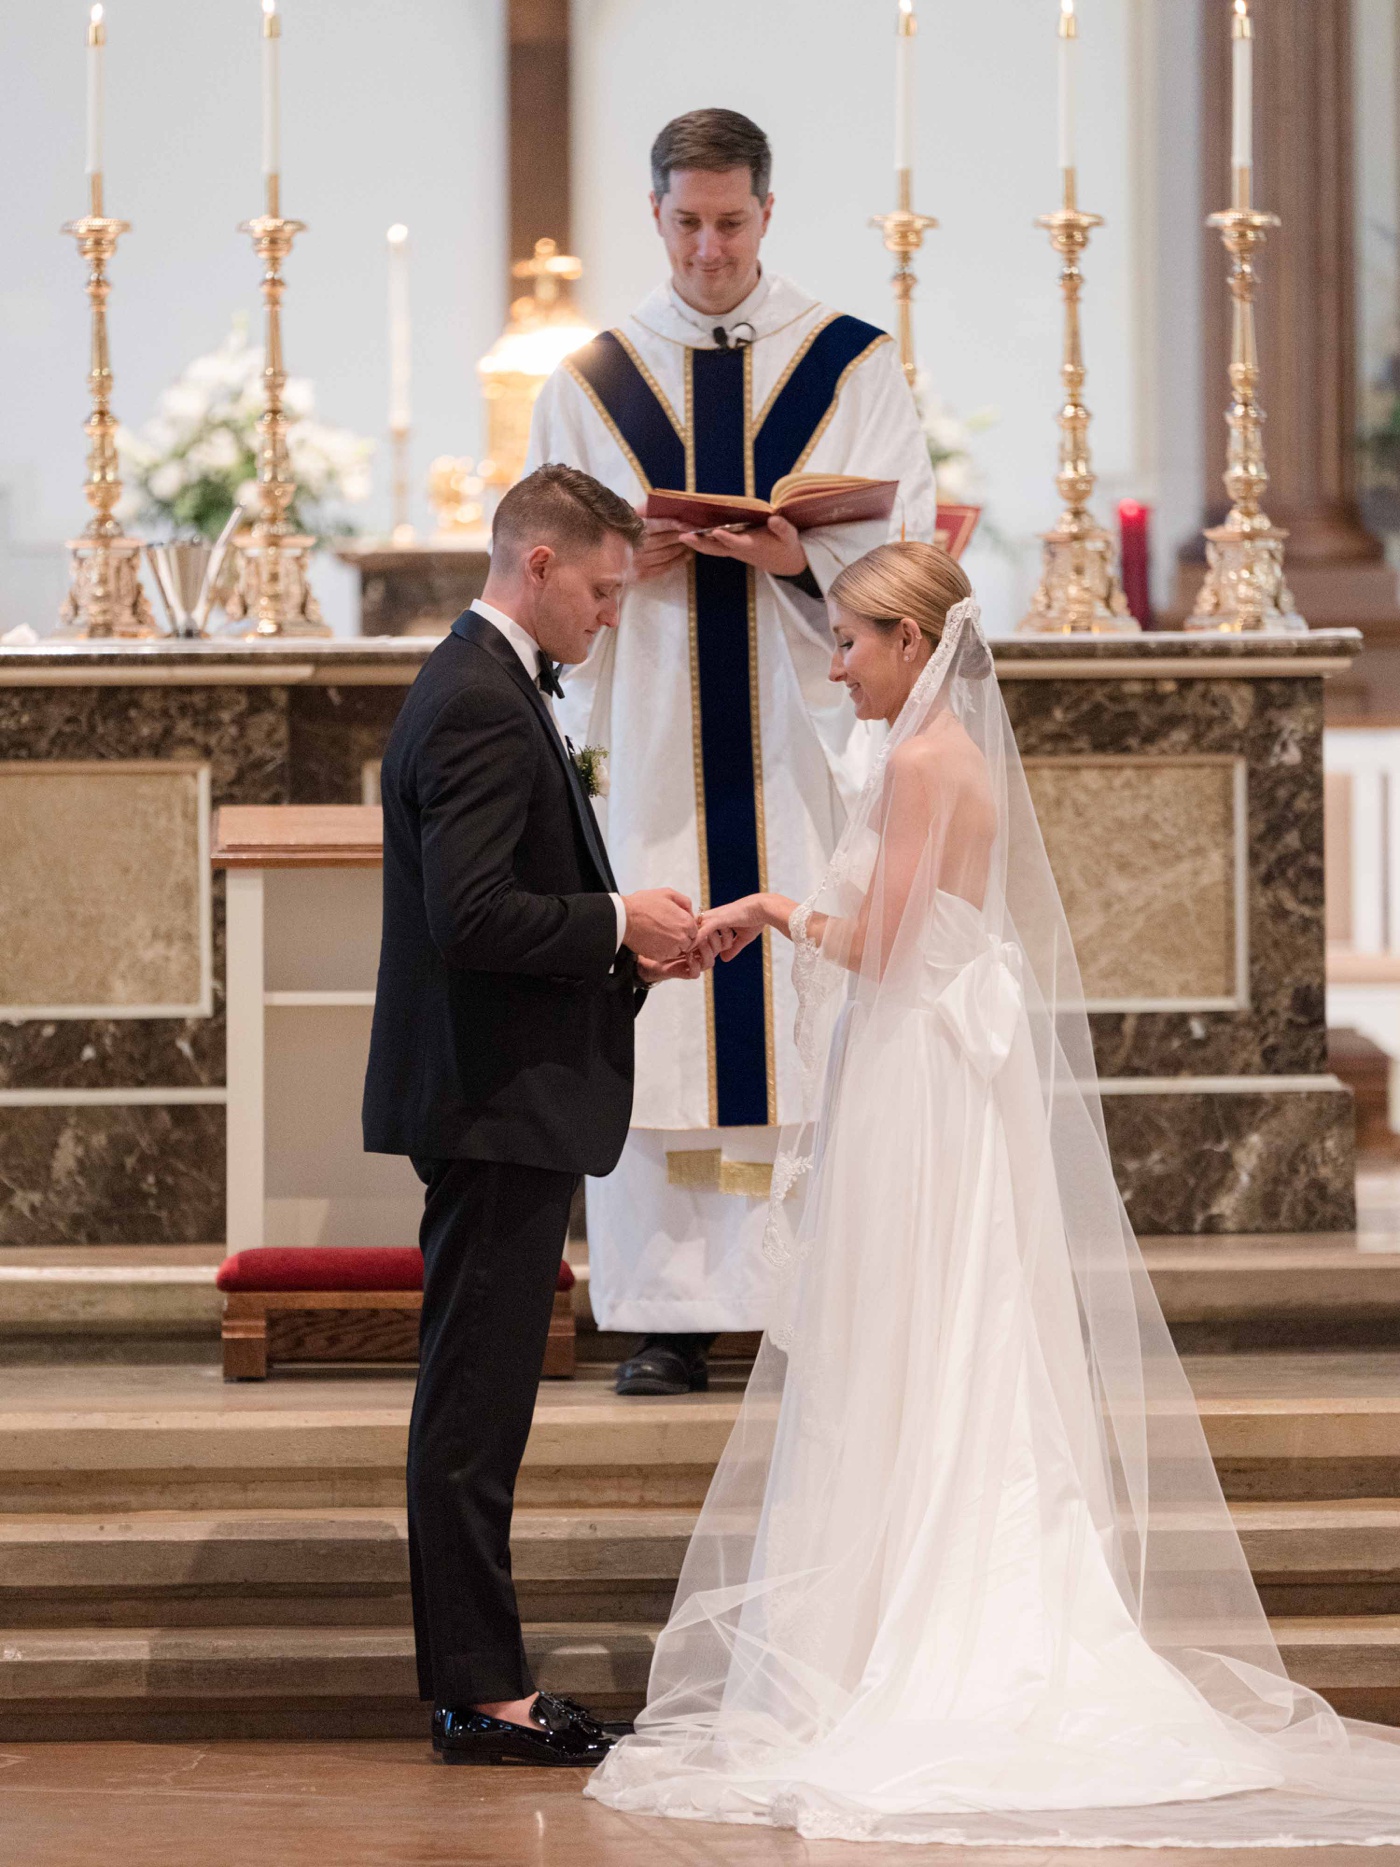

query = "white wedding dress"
587;600;1400;1847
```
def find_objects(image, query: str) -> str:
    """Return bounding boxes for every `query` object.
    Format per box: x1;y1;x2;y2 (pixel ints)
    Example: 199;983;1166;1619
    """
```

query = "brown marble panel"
1104;1088;1355;1235
0;682;288;802
288;686;410;804
1003;675;1326;1078
0;1104;224;1246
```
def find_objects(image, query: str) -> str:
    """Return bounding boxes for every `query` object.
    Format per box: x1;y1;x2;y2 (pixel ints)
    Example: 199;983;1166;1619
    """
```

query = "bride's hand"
698;894;772;962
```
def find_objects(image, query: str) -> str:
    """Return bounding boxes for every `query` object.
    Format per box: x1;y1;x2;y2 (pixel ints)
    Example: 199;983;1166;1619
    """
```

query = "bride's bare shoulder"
890;714;988;789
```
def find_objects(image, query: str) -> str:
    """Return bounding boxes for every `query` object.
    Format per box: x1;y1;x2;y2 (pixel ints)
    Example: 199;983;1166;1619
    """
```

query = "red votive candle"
1118;500;1154;629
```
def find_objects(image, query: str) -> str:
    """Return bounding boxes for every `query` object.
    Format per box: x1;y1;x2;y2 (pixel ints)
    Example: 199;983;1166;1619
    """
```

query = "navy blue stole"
567;315;888;1127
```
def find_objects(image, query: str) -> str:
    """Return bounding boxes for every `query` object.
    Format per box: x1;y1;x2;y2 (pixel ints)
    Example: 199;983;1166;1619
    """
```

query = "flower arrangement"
116;320;374;542
915;373;997;505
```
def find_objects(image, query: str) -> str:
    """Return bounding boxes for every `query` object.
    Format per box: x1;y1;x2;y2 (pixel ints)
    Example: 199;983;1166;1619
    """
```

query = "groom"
363;464;705;1766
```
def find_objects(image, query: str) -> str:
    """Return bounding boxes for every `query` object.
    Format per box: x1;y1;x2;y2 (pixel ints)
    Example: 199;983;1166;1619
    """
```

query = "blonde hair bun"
828;541;973;646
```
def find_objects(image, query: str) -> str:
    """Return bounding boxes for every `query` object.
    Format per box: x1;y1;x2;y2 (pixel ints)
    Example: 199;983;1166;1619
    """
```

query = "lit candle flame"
898;0;913;15
387;224;408;247
262;0;277;13
1060;0;1077;36
90;4;103;23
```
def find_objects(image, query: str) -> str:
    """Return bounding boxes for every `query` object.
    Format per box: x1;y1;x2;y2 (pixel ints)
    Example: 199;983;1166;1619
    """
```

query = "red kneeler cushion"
216;1247;575;1296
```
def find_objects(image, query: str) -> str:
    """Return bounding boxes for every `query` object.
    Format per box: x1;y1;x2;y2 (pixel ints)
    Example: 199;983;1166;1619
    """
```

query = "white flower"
158;380;211;433
149;460;187;502
935;456;976;501
284;377;316;418
114;425;156;472
592;752;611;798
186;427;241;474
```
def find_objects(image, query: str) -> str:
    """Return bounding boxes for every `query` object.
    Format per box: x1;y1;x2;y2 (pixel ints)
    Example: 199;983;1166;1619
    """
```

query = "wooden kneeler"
217;1247;576;1381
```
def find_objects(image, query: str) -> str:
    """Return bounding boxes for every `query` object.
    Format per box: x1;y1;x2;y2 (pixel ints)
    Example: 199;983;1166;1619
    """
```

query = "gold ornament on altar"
427;456;488;536
871;0;937;389
226;0;327;638
1188;0;1304;632
59;8;156;639
477;239;597;490
1020;1;1134;634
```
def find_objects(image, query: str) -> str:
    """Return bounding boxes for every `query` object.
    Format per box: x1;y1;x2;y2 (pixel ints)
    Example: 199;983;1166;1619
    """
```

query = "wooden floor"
3;1740;1399;1867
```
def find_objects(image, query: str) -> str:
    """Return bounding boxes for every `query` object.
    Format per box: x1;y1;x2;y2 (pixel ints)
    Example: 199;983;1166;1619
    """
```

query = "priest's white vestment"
526;272;936;1332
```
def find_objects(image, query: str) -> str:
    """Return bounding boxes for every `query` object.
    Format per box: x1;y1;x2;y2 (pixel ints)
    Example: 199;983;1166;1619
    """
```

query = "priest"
526;108;936;1395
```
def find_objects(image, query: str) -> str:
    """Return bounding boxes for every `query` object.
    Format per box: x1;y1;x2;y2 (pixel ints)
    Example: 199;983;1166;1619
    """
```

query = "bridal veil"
588;587;1400;1846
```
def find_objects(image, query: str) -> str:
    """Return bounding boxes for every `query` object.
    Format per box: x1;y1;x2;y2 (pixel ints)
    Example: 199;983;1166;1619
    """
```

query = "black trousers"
407;1155;578;1707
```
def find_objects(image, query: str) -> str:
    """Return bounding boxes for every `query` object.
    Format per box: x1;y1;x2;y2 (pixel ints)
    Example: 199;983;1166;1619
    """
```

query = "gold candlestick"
871;171;937;391
1188;173;1303;631
57;180;156;640
1020;174;1134;634
225;175;327;638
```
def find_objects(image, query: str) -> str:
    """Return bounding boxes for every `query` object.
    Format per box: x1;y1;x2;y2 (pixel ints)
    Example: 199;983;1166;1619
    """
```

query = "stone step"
1274;1617;1400;1722
6;1354;1400;1511
1;1615;1396;1740
0;1508;691;1629
1189;1353;1400;1499
4;1499;1400;1633
1140;1236;1400;1351
7;1235;1400;1364
0;1369;732;1512
0;1622;653;1741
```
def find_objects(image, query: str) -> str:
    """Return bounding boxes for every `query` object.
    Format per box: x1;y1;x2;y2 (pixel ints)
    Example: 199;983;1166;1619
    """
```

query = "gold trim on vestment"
666;1149;774;1199
791;333;894;476
683;348;696;493
562;357;655;493
609;330;686;437
743;346;756;499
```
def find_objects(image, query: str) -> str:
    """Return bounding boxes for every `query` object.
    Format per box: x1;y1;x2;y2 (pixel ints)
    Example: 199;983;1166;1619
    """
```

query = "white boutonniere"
573;744;610;799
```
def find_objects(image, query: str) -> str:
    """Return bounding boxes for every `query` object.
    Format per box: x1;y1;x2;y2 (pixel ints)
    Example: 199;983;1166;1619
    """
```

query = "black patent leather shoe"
432;1692;618;1767
615;1333;710;1396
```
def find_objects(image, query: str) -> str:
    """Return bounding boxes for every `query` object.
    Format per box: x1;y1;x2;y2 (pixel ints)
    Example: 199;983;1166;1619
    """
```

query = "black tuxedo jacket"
362;609;644;1175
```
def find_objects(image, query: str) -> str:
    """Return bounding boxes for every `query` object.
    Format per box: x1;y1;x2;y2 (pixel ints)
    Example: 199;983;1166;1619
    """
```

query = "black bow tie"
536;655;564;700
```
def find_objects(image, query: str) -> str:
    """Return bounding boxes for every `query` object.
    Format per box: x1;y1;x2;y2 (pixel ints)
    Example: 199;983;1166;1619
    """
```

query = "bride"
586;542;1400;1847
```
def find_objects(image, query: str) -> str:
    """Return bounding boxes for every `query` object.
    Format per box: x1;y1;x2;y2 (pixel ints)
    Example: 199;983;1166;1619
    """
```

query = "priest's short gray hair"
650;109;772;200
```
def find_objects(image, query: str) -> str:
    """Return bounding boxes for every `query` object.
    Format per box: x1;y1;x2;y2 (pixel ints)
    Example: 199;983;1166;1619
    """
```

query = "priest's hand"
632;516;692;583
682;513;807;579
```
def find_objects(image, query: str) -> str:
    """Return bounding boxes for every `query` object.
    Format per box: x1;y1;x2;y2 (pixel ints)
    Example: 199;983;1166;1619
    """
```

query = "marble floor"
2;1740;1397;1867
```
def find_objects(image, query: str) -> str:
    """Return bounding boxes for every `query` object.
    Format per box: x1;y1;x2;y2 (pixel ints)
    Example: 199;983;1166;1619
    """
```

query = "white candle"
85;6;105;180
261;0;281;180
387;225;412;432
1231;0;1253;174
1058;0;1077;178
894;0;915;175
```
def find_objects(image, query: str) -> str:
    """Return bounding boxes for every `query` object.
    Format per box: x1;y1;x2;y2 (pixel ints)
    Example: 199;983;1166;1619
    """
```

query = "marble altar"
0;629;1358;1245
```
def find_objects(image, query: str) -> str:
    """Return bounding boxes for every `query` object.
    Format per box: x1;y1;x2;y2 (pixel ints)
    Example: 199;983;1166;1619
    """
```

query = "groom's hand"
622;888;698;963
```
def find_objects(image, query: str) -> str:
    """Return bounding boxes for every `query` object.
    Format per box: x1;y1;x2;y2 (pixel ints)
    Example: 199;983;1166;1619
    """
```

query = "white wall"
0;0;505;637
573;0;1203;632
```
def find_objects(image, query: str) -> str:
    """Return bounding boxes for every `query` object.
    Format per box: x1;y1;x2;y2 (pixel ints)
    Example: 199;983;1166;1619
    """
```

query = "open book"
645;473;898;534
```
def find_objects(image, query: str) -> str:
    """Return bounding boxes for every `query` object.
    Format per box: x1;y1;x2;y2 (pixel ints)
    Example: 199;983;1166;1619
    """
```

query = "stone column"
508;0;571;285
1183;0;1398;633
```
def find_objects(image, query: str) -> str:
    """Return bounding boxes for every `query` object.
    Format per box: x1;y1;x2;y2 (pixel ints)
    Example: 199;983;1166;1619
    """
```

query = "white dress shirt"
468;600;627;954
